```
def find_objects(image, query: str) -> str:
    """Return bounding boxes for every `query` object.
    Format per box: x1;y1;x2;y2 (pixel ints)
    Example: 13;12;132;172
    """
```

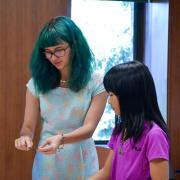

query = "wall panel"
168;0;180;178
0;1;71;179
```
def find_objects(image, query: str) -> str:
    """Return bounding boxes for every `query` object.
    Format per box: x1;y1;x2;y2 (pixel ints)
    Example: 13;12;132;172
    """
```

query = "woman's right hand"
15;136;33;151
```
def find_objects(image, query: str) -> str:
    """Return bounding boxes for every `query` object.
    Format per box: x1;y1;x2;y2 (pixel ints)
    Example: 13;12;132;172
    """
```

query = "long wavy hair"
103;61;168;143
30;16;95;93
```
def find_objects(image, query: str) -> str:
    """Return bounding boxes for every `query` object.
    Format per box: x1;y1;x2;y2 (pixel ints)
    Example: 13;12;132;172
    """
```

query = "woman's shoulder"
26;78;35;89
26;78;40;98
87;72;105;96
88;71;104;87
90;71;104;81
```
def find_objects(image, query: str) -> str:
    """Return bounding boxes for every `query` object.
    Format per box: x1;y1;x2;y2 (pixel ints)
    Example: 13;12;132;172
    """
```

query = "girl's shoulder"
144;122;168;141
143;122;169;161
108;131;120;149
147;122;165;133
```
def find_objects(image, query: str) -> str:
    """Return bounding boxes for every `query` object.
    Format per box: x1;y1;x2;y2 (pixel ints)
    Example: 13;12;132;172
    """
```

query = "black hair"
103;61;168;143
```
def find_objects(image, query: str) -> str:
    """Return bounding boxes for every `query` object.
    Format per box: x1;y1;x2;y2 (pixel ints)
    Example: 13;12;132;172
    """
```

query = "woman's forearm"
62;124;94;144
20;126;34;139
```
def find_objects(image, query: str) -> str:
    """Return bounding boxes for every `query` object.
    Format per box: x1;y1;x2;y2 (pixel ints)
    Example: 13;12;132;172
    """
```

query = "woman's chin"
55;64;64;70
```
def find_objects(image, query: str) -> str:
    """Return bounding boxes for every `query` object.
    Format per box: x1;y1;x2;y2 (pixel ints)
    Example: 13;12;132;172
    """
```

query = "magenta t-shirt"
108;122;169;180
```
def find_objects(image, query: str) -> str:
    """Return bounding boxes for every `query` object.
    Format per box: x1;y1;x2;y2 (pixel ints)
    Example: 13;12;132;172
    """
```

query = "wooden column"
168;0;180;178
0;0;71;179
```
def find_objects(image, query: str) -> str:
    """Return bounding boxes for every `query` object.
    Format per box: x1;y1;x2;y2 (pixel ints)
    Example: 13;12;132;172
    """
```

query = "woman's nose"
51;54;58;62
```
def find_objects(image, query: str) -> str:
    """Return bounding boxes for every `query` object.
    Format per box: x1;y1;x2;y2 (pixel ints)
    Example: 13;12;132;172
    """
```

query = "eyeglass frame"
44;45;69;59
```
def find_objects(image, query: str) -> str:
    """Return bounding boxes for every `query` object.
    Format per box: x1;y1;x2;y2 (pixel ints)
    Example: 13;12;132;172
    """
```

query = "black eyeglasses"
44;46;69;59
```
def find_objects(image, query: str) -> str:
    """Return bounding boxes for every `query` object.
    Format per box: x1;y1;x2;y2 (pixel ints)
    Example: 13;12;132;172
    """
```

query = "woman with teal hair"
15;16;107;179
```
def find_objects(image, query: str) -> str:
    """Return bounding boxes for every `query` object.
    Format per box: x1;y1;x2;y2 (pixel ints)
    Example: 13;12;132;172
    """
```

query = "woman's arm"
89;149;113;180
38;92;107;154
15;89;40;151
150;159;169;180
63;92;108;142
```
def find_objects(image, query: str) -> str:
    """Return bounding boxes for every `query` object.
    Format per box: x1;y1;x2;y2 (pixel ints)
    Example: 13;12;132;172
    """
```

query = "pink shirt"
108;122;169;180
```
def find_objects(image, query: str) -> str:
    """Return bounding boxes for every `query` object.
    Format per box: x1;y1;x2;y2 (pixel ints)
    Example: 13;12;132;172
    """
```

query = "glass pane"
72;0;134;141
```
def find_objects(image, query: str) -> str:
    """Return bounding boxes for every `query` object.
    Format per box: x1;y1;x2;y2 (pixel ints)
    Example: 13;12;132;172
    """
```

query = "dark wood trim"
133;3;146;62
168;0;180;178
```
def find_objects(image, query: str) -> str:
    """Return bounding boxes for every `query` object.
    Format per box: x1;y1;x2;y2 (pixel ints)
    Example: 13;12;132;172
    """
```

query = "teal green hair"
30;16;95;93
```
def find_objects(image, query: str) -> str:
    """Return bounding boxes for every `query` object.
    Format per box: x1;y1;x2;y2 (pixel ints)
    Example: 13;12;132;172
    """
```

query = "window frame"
94;2;146;145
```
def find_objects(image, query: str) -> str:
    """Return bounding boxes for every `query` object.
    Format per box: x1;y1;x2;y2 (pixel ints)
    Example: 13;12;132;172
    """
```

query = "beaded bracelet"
57;132;64;152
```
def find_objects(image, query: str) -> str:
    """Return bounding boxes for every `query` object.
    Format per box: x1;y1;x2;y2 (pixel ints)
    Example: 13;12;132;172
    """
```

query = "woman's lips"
54;61;62;66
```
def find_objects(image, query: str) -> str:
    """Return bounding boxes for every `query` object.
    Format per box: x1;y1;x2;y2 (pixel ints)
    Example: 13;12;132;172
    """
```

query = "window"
71;0;134;142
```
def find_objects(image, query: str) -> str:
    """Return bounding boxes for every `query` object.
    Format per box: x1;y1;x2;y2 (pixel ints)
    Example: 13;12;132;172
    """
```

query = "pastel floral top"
27;72;105;180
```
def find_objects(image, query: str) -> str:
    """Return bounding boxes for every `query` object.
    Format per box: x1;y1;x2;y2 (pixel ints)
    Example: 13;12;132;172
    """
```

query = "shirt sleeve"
91;72;105;97
146;128;169;162
26;78;39;98
108;133;118;150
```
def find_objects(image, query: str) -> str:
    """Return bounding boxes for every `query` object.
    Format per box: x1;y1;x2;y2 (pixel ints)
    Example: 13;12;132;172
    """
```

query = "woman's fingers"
19;137;25;146
15;136;33;151
38;142;57;154
38;144;53;152
25;136;33;149
15;139;18;149
37;135;61;155
15;138;25;150
38;141;49;149
38;150;57;155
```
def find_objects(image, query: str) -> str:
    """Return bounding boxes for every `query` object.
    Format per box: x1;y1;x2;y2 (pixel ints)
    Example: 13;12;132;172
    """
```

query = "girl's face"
108;92;121;115
44;42;71;72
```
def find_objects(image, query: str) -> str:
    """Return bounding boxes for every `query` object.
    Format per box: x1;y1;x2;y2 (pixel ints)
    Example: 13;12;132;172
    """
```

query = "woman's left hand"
37;135;61;155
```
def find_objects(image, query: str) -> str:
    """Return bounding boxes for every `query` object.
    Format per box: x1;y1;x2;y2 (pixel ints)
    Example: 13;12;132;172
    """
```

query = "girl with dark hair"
90;61;169;180
15;16;107;179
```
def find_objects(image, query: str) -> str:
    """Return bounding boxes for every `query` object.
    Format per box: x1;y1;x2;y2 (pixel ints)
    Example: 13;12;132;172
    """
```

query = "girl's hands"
15;136;33;151
37;135;61;155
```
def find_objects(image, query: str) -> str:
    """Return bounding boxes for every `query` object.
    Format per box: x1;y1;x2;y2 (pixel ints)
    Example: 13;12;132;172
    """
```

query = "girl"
15;16;107;179
90;61;169;180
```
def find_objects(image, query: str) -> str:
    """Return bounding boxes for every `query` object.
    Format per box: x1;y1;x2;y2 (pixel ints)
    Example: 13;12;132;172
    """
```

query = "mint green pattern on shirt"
26;73;105;180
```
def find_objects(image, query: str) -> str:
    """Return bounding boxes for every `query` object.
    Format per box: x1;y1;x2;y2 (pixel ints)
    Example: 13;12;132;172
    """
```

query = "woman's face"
108;92;121;115
44;42;71;72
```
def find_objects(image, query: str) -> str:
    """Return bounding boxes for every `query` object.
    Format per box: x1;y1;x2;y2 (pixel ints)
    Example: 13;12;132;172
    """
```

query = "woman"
15;16;107;179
